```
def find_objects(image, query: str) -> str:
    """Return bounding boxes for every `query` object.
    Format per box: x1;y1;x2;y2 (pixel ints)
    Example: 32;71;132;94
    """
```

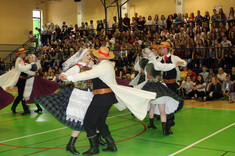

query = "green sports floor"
0;96;235;156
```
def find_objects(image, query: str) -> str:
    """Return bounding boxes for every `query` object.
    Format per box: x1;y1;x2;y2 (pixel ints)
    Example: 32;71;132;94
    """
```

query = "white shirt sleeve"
67;64;105;82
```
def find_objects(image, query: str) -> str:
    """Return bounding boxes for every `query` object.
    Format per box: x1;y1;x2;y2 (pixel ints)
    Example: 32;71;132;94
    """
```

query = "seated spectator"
222;74;233;98
199;66;209;83
230;83;235;102
207;68;217;83
115;67;122;78
187;68;197;82
221;36;232;47
121;66;131;80
232;66;235;81
217;67;227;83
130;67;137;80
48;72;57;82
179;76;194;99
180;66;188;81
187;75;206;101
204;77;222;101
43;71;49;79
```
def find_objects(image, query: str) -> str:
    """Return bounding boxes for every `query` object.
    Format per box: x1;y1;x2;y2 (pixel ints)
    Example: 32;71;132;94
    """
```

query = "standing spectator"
159;15;167;31
189;12;195;27
176;13;184;27
0;58;5;75
218;8;227;27
166;14;173;31
217;67;227;82
211;9;219;26
204;77;222;101
145;15;155;26
88;20;94;30
216;43;224;67
227;7;235;27
204;11;210;26
222;74;233;98
195;10;203;27
123;13;130;31
112;16;119;30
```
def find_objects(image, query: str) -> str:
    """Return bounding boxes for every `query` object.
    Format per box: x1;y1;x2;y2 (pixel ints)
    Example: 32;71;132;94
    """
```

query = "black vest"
161;55;177;79
92;78;110;90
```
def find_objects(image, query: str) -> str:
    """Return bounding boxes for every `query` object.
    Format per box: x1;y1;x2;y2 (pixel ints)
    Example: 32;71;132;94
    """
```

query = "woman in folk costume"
0;48;37;115
0;86;14;110
140;48;184;136
59;47;156;156
35;49;106;155
23;54;59;113
129;48;151;86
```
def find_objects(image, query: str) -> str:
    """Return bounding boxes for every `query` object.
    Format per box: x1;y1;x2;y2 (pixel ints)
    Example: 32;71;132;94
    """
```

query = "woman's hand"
59;74;68;81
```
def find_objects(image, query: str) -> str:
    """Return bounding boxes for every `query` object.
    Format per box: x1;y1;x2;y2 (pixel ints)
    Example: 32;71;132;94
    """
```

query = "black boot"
102;135;117;152
82;136;99;156
148;118;157;129
166;120;173;135
162;122;170;136
96;133;107;146
66;137;80;155
21;101;30;115
11;106;17;114
34;104;43;113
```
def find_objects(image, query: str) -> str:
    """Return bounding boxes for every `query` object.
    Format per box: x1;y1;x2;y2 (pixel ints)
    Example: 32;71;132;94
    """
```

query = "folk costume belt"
93;88;112;95
163;78;176;83
19;75;27;79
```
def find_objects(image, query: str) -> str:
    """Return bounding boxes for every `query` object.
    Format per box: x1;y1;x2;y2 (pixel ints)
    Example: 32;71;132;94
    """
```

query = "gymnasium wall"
0;0;234;46
0;0;47;45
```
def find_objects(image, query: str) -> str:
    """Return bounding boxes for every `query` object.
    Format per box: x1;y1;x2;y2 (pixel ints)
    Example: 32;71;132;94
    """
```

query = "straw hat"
150;45;159;50
92;47;114;59
159;41;173;50
16;48;27;54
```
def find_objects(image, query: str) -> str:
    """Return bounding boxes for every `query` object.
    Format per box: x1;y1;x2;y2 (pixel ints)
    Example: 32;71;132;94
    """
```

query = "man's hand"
59;74;68;81
176;61;184;66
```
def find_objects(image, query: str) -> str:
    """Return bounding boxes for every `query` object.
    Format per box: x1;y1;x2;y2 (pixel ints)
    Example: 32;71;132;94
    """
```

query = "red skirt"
26;77;60;104
0;86;14;110
116;78;131;87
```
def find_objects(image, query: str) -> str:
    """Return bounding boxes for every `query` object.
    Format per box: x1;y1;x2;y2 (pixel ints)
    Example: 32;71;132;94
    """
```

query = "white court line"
0;112;131;143
0;127;67;144
169;123;235;156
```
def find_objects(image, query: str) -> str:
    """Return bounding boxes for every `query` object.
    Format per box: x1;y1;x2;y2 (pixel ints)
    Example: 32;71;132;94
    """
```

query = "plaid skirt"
34;87;85;131
0;86;14;110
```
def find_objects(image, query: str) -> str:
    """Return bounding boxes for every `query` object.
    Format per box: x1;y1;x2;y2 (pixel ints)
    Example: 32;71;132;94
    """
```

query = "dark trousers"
165;82;179;93
165;82;179;122
84;92;117;138
206;92;223;101
12;78;29;112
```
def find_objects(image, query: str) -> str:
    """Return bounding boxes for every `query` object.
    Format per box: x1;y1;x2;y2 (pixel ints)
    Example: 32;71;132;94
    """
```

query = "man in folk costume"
157;41;187;133
0;48;37;115
60;47;156;156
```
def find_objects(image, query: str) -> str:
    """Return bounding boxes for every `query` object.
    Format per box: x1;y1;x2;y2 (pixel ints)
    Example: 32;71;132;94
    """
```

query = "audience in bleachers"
1;7;235;103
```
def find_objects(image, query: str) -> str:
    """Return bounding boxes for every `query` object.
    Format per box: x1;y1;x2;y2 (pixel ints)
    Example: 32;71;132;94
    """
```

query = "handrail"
2;35;37;62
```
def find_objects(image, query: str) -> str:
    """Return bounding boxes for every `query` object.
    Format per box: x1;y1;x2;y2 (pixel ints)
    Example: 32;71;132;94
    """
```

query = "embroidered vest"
73;64;93;91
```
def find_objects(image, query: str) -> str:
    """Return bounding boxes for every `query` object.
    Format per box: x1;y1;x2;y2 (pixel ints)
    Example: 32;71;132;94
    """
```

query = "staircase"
2;35;38;71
